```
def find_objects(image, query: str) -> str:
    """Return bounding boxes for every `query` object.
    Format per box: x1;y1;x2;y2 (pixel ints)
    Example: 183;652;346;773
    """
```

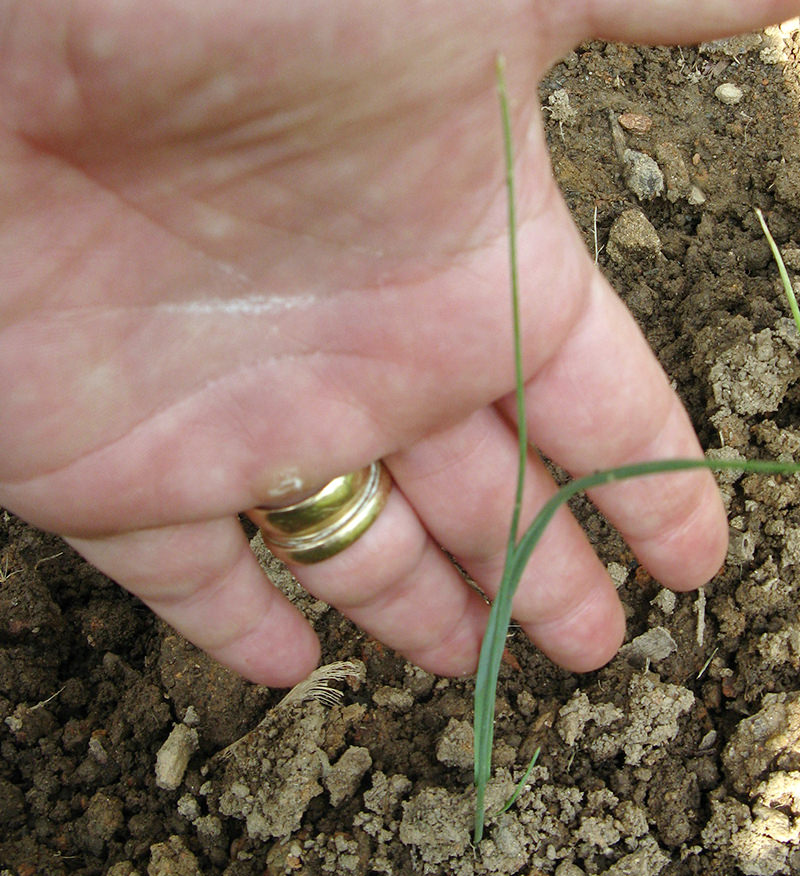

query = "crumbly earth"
3;28;800;876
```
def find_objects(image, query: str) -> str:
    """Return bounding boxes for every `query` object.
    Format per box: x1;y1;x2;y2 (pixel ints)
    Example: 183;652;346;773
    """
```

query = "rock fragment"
715;83;744;105
620;627;678;666
623;150;664;201
155;723;199;791
607;210;661;263
618;112;652;134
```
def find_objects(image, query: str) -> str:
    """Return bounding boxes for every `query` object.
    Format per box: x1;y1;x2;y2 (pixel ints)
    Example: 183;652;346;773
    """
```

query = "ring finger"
291;405;625;676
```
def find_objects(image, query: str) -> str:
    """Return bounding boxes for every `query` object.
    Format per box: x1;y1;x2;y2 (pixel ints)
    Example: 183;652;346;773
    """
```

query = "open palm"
1;1;795;685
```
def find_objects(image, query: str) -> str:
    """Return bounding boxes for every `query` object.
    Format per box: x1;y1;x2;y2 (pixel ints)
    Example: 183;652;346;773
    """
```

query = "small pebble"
651;589;677;615
607;209;662;263
155;723;199;791
687;185;707;206
715;83;743;105
618;112;652;134
623;149;664;201
621;627;678;665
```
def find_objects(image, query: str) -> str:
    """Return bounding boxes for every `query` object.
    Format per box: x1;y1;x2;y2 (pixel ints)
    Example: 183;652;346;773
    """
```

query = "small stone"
687;185;707;206
618;112;652;134
715;83;743;105
607;562;629;589
651;589;677;615
155;724;199;791
182;705;200;727
607;209;662;263
622;149;664;201
621;627;678;665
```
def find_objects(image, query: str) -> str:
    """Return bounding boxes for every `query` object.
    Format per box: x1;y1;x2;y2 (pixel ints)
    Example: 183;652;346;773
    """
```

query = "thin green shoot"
473;61;800;845
497;53;528;556
501;746;540;813
472;54;527;843
755;207;800;336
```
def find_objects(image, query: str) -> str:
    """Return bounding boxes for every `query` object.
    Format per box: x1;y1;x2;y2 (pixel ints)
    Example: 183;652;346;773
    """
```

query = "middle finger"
388;405;626;672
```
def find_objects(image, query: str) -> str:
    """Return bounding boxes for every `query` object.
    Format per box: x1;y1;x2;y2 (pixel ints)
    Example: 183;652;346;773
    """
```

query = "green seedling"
755;207;800;336
501;746;540;814
474;59;800;844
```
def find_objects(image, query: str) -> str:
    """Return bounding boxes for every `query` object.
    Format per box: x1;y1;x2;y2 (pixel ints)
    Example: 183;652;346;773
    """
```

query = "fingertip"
523;572;627;673
182;543;324;688
403;593;490;679
640;471;729;593
231;616;322;687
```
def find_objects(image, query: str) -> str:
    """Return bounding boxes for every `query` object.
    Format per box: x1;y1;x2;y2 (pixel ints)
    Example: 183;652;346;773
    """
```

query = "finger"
577;0;800;44
513;223;728;591
67;517;320;687
388;408;626;673
284;482;492;678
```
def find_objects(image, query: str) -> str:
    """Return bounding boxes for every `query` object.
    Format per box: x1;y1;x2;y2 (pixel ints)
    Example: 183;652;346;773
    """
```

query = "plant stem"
474;54;527;843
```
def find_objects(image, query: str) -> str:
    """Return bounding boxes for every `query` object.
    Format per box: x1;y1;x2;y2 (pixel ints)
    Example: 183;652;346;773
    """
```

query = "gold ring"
246;461;392;564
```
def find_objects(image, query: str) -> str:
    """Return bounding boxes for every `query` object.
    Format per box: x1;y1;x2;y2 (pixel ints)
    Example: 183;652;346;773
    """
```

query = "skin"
1;0;797;687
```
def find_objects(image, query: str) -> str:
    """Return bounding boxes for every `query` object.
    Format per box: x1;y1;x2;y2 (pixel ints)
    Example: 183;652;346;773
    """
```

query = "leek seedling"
755;207;800;336
474;59;800;844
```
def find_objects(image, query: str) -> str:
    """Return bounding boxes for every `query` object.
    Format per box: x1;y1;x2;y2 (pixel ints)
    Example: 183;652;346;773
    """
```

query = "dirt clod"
606;209;661;263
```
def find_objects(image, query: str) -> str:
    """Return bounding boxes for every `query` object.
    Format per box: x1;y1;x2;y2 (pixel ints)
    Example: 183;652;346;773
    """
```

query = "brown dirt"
3;27;800;876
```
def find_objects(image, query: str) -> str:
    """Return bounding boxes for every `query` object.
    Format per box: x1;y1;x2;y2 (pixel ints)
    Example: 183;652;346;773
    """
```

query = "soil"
3;26;800;876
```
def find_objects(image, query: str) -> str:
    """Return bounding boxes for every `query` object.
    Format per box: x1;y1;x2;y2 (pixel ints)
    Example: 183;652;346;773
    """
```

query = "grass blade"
755;207;800;336
496;54;528;556
502;747;540;813
473;456;800;842
473;54;527;844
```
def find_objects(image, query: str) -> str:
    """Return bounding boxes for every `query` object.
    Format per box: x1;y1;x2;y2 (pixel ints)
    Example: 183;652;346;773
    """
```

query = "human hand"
1;1;796;686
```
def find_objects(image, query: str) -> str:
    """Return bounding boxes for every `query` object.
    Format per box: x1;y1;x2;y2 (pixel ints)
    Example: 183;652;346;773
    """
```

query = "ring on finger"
246;461;392;564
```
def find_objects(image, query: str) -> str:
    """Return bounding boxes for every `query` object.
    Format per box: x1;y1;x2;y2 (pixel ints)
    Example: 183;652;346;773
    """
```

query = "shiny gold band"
247;461;392;564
